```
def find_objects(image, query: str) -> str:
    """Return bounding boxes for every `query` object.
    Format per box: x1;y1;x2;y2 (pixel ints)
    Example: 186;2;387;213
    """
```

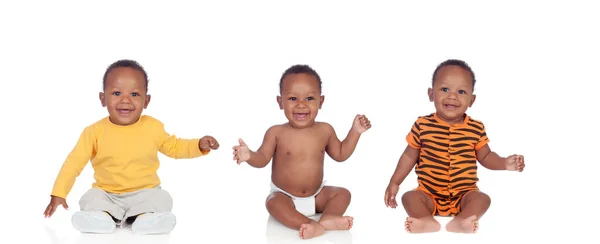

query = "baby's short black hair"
102;59;149;91
279;64;322;94
432;59;476;89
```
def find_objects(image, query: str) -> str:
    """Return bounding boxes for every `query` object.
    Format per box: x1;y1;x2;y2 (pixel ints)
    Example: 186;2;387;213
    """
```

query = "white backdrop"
0;0;598;243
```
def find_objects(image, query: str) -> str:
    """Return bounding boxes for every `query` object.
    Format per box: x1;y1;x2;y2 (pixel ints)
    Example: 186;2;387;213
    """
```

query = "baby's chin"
109;114;141;126
288;118;316;129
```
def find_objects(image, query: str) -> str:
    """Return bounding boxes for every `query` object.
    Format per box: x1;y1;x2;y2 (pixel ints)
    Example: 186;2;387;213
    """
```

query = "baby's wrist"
50;195;65;200
349;128;361;135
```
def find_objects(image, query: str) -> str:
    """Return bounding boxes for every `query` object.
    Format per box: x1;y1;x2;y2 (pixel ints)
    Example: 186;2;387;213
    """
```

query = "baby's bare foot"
299;222;326;239
446;215;478;233
404;217;441;233
319;216;354;230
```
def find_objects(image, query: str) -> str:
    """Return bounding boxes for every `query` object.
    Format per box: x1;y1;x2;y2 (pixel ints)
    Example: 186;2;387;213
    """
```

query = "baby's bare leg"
446;191;490;233
315;186;353;230
401;190;441;233
266;192;324;239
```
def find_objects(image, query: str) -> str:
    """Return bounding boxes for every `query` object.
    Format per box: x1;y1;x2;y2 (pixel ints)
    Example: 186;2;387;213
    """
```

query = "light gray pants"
79;186;173;221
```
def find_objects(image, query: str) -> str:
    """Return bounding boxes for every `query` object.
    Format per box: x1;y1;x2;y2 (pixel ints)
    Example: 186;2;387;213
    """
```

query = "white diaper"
270;181;327;217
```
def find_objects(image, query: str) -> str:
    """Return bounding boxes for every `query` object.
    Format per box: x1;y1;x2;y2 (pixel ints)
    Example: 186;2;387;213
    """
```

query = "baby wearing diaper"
269;181;327;217
232;64;371;240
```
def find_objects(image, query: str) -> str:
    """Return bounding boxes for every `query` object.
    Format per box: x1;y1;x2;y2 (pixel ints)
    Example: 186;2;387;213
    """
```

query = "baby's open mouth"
443;104;459;109
293;113;309;120
117;108;133;115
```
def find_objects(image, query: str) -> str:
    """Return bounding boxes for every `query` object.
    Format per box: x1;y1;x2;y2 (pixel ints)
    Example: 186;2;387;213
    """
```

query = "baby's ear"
99;92;106;107
276;96;283;109
427;88;433;102
469;94;476;107
319;95;325;108
144;94;151;108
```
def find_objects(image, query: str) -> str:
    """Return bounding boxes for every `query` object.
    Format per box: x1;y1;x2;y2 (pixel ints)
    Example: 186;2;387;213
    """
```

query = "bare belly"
271;162;324;197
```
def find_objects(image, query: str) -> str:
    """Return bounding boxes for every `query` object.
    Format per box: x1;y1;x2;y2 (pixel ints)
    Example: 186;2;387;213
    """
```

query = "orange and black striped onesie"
406;113;489;217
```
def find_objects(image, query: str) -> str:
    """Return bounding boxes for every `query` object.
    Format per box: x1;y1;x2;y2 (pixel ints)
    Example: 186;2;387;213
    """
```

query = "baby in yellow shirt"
42;59;220;235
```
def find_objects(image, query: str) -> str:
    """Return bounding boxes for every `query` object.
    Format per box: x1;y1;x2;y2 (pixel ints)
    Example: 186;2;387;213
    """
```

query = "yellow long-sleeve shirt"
51;115;209;199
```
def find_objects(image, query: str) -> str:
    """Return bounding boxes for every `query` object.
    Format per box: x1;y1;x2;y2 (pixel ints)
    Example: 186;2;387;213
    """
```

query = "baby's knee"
265;197;276;211
143;188;174;210
401;190;424;204
79;188;109;207
146;188;173;203
335;187;351;201
265;193;286;211
478;192;491;205
158;189;173;200
465;191;491;206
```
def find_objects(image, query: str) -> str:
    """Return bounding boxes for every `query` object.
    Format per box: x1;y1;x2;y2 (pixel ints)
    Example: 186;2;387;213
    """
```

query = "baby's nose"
119;96;132;103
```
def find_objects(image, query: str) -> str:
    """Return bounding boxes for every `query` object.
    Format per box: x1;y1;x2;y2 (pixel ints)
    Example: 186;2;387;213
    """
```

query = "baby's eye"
306;97;314;101
288;97;297;101
112;91;121;96
131;93;140;97
441;88;449;92
458;90;467;94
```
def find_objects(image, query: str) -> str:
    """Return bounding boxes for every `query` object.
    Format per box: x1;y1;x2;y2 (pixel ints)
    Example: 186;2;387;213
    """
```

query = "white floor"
18;203;589;244
10;168;591;244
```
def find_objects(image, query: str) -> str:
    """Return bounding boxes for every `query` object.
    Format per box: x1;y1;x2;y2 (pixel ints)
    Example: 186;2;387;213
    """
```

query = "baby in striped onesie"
384;59;525;233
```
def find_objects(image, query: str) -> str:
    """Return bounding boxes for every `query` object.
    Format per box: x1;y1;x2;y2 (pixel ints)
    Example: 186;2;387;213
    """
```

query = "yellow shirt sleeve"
51;126;97;199
157;122;210;159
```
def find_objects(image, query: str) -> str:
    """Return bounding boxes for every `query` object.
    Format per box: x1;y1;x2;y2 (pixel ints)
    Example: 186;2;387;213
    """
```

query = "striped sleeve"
475;122;490;150
405;119;422;149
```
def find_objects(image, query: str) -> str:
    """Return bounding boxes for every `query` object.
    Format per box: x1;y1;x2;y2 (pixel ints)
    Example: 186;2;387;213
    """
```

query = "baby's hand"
44;196;69;218
505;154;525;172
352;114;371;134
232;138;251;165
384;183;399;208
199;136;220;151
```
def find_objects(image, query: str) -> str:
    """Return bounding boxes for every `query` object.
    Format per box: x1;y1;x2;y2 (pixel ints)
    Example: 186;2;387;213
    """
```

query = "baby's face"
428;65;475;124
277;73;324;128
100;67;150;126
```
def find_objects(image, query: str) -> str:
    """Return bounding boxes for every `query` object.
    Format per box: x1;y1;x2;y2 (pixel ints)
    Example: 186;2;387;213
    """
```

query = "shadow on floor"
44;224;171;244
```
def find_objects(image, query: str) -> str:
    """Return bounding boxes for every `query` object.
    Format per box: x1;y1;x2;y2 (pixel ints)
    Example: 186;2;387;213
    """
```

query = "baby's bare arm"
389;146;420;185
324;123;361;162
476;144;506;170
247;126;279;168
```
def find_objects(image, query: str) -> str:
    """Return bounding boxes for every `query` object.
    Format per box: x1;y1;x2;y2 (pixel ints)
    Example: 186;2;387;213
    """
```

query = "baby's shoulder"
466;116;484;124
314;121;333;129
139;115;163;125
263;123;289;140
413;113;436;125
465;115;486;129
266;123;285;132
313;121;335;133
84;116;110;131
